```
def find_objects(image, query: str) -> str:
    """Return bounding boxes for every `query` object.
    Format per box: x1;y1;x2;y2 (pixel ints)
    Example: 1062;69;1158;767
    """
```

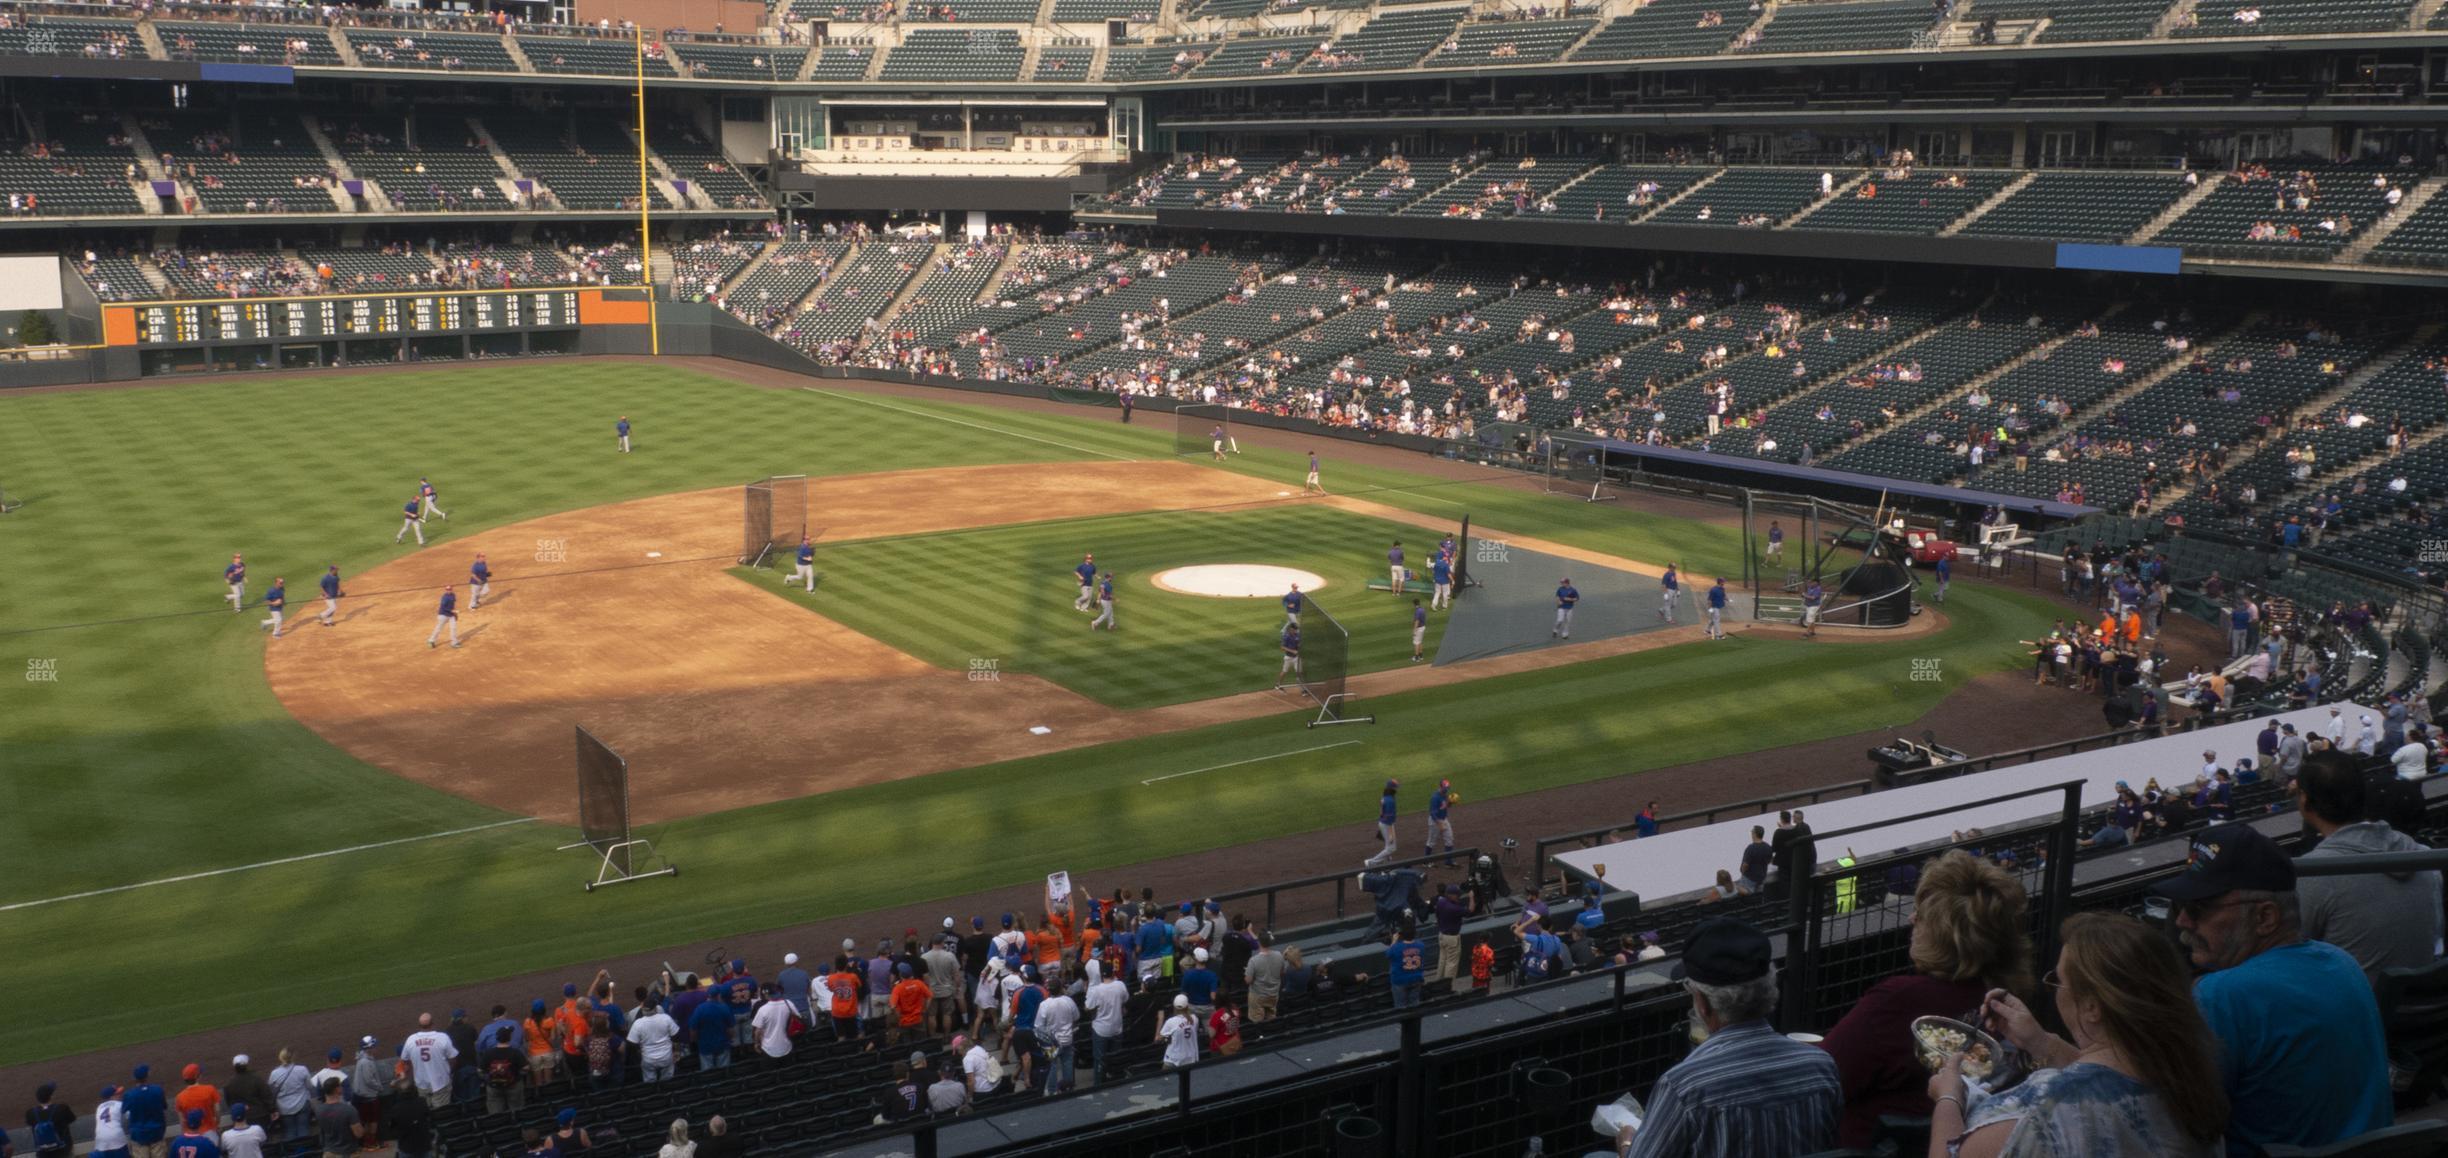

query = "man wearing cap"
93;1085;128;1158
1425;779;1457;866
751;984;796;1060
922;934;964;1036
1365;779;1400;868
220;1059;270;1133
169;1111;219;1158
399;1014;456;1110
174;1065;221;1137
1034;980;1082;1095
2294;750;2444;985
1613;917;1838;1157
121;1067;168;1158
1179;946;1220;1029
1083;959;1130;1084
927;1054;972;1116
346;1040;385;1151
220;1105;265;1158
689;981;739;1070
2161;822;2392;1155
306;1052;348;1108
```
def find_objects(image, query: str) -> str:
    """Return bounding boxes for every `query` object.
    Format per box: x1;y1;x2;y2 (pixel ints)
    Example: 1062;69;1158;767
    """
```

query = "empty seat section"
1572;0;1746;59
670;43;808;80
487;119;676;210
2175;0;2414;35
1796;170;2015;233
149;110;338;214
1034;45;1096;78
333;114;512;213
1745;0;1938;52
1955;172;2191;242
1422;17;1594;67
1968;0;2173;40
1190;34;1326;77
1302;8;1463;71
1671;168;1828;225
157;22;344;66
903;0;1042;19
879;28;1024;81
809;45;878;78
0;113;144;217
344;30;519;72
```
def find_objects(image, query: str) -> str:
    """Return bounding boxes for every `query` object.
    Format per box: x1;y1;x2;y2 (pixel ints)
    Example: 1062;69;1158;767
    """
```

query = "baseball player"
1933;553;1952;604
223;553;246;612
1706;576;1728;640
428;585;461;648
1425;779;1456;864
1430;552;1453;610
1073;554;1098;612
1090;572;1116;631
418;477;449;521
1282;583;1304;630
1209;424;1228;461
259;577;286;638
1364;779;1398;867
786;536;815;592
469;553;493;608
1277;622;1302;686
1659;564;1681;623
1410;599;1428;662
1553;577;1579;639
1304;451;1323;495
1439;532;1456;562
1802;578;1825;639
616;416;632;453
395;496;426;545
1765;520;1785;564
317;565;343;627
1387;540;1406;597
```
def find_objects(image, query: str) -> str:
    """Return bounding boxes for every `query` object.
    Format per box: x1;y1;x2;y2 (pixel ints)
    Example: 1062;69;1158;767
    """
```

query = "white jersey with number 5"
402;1029;458;1091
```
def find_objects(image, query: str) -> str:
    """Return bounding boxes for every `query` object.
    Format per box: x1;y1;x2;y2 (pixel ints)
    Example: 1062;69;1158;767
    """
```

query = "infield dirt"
266;459;1905;823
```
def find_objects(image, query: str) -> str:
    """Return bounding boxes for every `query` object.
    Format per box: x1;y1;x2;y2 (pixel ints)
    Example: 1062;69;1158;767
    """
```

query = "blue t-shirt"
1378;792;1397;824
438;591;457;617
2195;940;2392;1156
1556;584;1578;608
1135;919;1173;960
1707;584;1726;609
687;999;735;1054
1386;940;1425;986
1076;561;1097;586
265;584;284;610
404;500;421;518
1428;788;1449;820
171;1133;221;1158
225;563;244;585
2231;606;2252;629
320;572;341;598
1179;968;1218;1005
1934;557;1951;578
1661;570;1678;591
1283;590;1302;615
617;420;630;435
121;1084;168;1143
1768;526;1783;543
1013;985;1045;1030
1432;558;1452;584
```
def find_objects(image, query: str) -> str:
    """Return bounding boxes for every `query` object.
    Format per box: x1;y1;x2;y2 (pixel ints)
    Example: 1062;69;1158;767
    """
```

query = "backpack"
32;1105;64;1152
484;1054;520;1090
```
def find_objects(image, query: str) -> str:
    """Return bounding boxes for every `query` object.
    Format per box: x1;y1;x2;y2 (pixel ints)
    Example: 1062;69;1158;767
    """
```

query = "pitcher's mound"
1152;564;1327;598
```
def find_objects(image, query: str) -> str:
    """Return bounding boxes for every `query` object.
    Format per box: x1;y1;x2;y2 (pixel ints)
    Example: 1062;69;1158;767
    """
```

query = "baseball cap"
232;1054;249;1067
842;937;857;951
451;1009;466;1019
100;1086;118;1099
972;916;986;930
2152;823;2294;903
327;1048;343;1062
1385;778;1399;792
185;1110;204;1129
1001;913;1016;928
230;1104;248;1122
557;1109;578;1125
1193;948;1209;963
531;1000;548;1016
951;1035;970;1051
1181;901;1195;914
730;958;746;974
563;982;579;996
943;917;955;930
181;1064;200;1081
783;953;798;966
1174;994;1190;1009
895;962;913;976
1205;900;1220;913
1671;917;1773;986
360;1035;377;1049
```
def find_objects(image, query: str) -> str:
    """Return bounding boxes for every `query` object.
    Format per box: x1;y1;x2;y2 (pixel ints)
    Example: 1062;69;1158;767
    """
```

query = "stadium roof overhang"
1579;439;2101;521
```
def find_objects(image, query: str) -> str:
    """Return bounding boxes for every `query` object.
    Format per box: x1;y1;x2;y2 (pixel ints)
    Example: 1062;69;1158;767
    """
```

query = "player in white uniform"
418;477;449;520
396;496;426;545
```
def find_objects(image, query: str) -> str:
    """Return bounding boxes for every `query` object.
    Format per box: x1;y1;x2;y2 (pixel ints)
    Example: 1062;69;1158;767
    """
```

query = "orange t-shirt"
2124;615;2143;644
1048;911;1076;948
1076;926;1103;961
522;1016;557;1057
890;978;930;1027
556;1000;590;1056
1029;928;1062;967
825;972;859;1019
176;1085;221;1128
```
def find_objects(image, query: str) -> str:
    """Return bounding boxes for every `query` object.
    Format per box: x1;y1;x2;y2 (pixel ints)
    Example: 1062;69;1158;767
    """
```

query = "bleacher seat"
157;22;345;66
2368;191;2448;268
0;17;148;60
1673;167;1830;226
519;35;658;75
782;238;933;349
1572;0;1746;59
151;110;341;215
2154;166;2405;261
1966;0;2174;40
1188;34;1325;78
904;0;1043;19
670;43;809;80
809;44;877;79
2174;0;2415;35
1052;0;1158;19
345;29;520;72
1301;8;1463;72
1795;170;2016;233
487;119;676;211
301;247;439;291
1034;44;1096;78
0;114;144;218
77;254;157;301
648;124;766;210
334;114;513;213
885;242;1006;344
878;28;1025;81
1955;171;2192;243
1745;0;1940;52
1422;18;1595;67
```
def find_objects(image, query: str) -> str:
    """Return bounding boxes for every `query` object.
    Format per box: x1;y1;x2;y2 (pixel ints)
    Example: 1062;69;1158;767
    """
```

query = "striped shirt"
1625;1021;1840;1158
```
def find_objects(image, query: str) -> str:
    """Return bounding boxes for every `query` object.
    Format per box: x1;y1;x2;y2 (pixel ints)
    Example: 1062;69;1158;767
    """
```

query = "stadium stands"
75;253;158;301
1954;171;2194;242
149;110;345;215
905;0;1044;20
301;246;440;290
518;34;660;76
0;16;148;60
0;114;145;218
1966;0;2176;41
809;44;877;79
344;29;520;72
2153;165;2407;261
1423;17;1596;67
878;241;1005;343
878;28;1025;81
1033;44;1096;79
1302;7;1462;72
1794;169;2017;233
1188;33;1326;78
646;124;766;210
668;235;769;301
488;120;674;211
723;237;851;329
779;237;931;349
1673;167;1831;226
157;21;346;66
1744;0;1941;52
334;114;517;214
670;42;809;80
2173;0;2417;35
1052;0;1159;19
1570;0;1746;59
2369;192;2448;268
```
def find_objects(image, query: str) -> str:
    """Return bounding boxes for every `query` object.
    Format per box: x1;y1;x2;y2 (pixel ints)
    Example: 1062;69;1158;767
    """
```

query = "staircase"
1940;170;2037;236
1395;156;1498;213
123;116;169;181
327;26;360;67
864;39;889;79
873;242;946;325
1019;40;1044;81
1676;302;1984;447
976;239;1030;300
1631;167;1727;223
718;239;782;300
2015;314;2258;462
2338;175;2447;264
1779;171;1869;228
132;19;168;59
1730;1;1776;49
2151;0;2200;36
501;34;536;74
2175;324;2447;515
2413;0;2448;29
2131;173;2222;243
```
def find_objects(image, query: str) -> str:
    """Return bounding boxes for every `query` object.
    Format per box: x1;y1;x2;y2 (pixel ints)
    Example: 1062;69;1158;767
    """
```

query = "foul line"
1140;740;1363;785
0;817;540;913
801;387;1136;462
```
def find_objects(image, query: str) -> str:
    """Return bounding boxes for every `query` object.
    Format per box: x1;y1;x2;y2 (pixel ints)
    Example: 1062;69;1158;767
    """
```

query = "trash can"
1521;1066;1573;1117
1331;1113;1385;1158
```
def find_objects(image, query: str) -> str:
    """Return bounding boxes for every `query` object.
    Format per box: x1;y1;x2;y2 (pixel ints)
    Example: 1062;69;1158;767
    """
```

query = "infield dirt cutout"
264;460;1927;823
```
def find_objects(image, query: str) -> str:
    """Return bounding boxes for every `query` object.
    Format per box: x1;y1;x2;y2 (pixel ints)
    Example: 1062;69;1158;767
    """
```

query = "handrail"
1209;845;1478;932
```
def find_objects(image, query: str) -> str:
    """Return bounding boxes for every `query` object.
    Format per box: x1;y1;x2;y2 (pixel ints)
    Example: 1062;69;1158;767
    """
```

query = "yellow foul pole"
633;25;660;355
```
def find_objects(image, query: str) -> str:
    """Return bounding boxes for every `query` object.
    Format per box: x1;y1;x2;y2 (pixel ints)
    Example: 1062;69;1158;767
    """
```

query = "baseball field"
0;359;2064;1066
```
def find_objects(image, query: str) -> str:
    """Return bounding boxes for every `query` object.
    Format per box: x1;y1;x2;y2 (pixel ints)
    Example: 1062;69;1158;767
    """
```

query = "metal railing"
1530;781;1873;894
1210;846;1482;933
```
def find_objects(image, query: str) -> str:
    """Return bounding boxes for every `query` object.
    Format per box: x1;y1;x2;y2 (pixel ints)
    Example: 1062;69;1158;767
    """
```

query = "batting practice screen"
1454;515;1475;594
1175;403;1234;457
575;725;632;875
741;474;808;566
1293;595;1354;709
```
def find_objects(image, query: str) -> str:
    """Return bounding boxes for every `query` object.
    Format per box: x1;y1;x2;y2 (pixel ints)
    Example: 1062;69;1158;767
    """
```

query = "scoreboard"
130;290;584;347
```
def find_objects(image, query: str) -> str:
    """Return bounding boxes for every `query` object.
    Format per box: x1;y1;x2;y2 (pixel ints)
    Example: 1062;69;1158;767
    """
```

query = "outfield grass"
0;369;2060;1064
790;505;1457;707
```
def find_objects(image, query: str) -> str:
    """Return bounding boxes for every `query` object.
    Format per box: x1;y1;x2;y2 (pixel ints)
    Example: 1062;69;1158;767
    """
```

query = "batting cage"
1544;435;1619;503
1289;596;1373;727
1174;403;1239;458
740;474;808;567
567;725;678;891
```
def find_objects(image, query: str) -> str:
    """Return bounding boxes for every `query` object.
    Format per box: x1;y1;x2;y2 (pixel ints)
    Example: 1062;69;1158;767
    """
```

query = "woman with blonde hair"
1818;850;2033;1147
655;1118;693;1158
1930;912;2224;1156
